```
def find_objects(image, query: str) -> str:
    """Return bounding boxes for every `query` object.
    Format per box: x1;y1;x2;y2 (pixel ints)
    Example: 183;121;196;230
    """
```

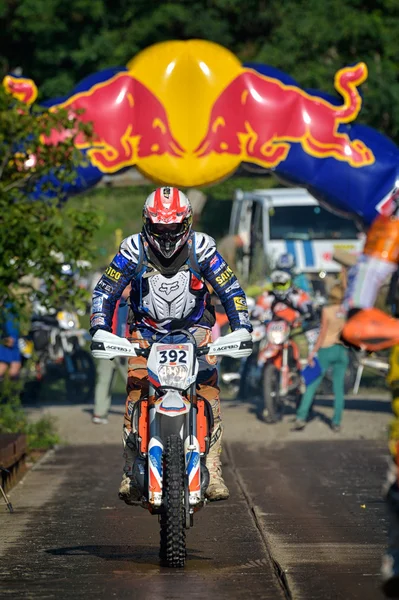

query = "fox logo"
159;281;180;295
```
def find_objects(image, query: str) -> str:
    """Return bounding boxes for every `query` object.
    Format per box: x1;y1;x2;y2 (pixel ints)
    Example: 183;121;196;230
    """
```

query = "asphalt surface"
0;437;388;599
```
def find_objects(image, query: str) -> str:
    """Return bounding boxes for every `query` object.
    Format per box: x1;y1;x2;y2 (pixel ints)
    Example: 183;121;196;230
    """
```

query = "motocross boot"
118;428;142;505
205;424;230;501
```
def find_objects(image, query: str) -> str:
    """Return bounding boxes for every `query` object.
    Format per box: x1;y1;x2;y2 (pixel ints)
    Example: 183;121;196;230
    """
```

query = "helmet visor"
147;222;188;239
273;281;291;292
144;218;191;258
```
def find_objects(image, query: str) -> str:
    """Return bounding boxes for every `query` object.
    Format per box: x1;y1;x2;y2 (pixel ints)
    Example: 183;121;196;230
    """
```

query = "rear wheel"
262;362;283;423
159;434;186;568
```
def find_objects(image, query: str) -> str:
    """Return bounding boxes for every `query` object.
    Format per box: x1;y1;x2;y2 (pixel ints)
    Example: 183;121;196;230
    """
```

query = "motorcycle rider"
252;269;313;322
90;186;252;504
275;253;312;295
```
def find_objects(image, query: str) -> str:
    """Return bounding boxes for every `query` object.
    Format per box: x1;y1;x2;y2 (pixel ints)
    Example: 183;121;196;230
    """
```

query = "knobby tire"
159;434;186;568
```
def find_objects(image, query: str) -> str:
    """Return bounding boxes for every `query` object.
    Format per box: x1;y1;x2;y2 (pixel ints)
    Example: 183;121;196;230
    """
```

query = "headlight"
158;365;189;388
57;311;79;329
266;322;289;345
252;325;265;342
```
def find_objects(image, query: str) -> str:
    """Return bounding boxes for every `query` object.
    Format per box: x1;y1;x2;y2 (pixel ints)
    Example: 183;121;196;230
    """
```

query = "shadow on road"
45;544;210;565
226;395;392;417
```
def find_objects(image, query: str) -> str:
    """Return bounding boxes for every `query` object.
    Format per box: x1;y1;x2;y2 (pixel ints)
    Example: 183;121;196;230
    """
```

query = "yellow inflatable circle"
128;40;243;187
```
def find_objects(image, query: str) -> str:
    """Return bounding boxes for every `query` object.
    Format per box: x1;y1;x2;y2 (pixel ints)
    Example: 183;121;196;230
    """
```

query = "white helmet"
276;253;295;272
143;187;193;259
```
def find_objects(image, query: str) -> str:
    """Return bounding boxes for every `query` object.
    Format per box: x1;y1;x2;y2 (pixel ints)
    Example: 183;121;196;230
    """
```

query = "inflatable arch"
4;39;399;225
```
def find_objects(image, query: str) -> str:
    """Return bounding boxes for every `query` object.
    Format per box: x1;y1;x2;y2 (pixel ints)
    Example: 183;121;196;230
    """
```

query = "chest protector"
128;234;215;327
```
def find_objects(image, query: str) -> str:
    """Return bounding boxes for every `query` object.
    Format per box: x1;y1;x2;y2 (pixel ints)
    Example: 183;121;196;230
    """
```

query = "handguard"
208;329;253;359
90;330;140;359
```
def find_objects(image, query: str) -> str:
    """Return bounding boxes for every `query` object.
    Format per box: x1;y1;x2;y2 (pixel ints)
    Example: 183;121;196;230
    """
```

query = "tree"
0;83;100;319
1;0;399;139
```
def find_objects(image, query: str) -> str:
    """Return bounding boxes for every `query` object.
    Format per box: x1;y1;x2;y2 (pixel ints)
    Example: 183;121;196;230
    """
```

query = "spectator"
0;304;22;380
293;284;348;432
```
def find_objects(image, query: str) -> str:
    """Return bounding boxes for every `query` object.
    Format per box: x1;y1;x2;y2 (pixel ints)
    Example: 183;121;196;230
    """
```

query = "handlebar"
91;328;253;360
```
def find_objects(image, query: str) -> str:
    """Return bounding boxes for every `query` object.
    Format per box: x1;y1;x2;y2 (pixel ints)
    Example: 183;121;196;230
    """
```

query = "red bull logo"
45;73;184;172
3;75;38;105
3;40;377;193
195;63;374;168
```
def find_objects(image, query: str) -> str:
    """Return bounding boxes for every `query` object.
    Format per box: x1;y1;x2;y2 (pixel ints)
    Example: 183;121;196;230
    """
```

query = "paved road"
0;437;388;599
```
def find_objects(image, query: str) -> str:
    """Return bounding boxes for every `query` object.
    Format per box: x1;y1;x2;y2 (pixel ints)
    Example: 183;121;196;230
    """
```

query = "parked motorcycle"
28;310;95;402
91;327;252;567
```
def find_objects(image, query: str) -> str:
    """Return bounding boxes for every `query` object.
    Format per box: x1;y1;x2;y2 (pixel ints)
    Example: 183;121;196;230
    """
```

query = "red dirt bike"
256;302;308;423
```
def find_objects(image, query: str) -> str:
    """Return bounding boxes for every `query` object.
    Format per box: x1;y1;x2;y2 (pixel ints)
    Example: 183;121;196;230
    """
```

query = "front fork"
146;386;204;509
279;345;289;397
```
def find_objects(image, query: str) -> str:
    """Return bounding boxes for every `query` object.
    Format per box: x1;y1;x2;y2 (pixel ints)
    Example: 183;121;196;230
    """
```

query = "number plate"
147;343;196;390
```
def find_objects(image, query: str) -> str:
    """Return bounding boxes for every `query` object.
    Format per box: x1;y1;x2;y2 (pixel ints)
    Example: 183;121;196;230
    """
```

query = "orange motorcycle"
256;302;306;423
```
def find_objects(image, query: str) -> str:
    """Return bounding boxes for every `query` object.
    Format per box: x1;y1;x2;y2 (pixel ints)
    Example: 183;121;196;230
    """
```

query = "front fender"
258;344;280;366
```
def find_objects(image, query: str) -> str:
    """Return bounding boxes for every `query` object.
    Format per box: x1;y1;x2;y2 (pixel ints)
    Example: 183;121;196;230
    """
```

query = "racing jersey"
90;231;252;335
252;288;312;323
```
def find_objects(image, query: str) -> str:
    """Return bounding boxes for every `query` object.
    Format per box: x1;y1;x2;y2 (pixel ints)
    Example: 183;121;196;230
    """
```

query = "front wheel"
262;362;283;423
159;434;186;568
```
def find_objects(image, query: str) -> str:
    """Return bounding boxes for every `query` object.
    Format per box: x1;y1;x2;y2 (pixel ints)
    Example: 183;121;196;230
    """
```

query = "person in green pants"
293;284;349;432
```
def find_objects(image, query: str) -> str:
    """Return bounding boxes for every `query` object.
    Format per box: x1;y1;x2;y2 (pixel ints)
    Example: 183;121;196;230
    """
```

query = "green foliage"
0;84;100;316
0;378;60;450
1;0;399;141
71;185;152;265
251;0;399;140
25;415;60;451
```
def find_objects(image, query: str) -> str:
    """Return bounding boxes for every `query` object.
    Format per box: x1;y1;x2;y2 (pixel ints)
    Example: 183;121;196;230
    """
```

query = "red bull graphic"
45;73;184;172
195;64;374;169
3;75;38;105
3;39;399;224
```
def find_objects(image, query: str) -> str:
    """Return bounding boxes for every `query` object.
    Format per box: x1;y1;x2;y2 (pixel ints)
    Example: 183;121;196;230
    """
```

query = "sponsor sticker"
105;266;122;281
234;296;248;311
97;279;113;294
214;261;228;275
91;316;105;327
215;266;233;286
92;296;103;312
239;312;251;326
225;281;240;294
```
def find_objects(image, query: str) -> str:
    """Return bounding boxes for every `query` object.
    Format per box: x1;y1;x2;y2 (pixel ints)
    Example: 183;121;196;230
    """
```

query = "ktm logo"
159;281;179;295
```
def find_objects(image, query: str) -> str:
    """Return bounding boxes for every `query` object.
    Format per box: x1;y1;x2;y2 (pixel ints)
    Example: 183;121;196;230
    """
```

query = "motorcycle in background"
28;310;95;402
259;306;303;422
91;327;252;568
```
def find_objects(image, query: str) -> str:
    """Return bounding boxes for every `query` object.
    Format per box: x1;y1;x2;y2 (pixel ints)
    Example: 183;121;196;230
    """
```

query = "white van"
230;187;364;280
